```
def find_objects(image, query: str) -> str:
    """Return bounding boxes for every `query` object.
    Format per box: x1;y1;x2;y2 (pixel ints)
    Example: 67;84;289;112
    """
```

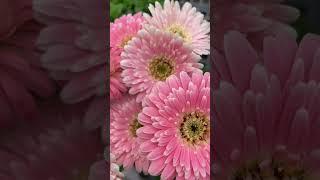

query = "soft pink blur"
0;100;102;179
0;1;55;127
34;0;106;130
213;31;320;179
214;0;300;50
0;0;33;41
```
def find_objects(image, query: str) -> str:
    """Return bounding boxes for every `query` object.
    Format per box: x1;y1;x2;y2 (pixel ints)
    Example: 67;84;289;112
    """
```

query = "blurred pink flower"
121;26;203;102
0;101;102;180
110;13;145;52
144;0;210;55
34;0;106;103
88;160;107;180
34;0;106;129
0;20;55;127
88;153;123;180
214;0;300;50
213;31;320;179
110;96;150;174
137;72;210;179
0;0;33;40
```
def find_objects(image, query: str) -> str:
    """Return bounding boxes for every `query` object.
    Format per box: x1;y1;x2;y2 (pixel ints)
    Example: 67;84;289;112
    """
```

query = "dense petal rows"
110;1;211;179
144;0;210;55
110;96;150;174
2;0;317;179
110;13;145;52
121;27;203;102
2;0;213;179
137;72;210;179
213;31;320;179
110;13;145;101
110;48;127;101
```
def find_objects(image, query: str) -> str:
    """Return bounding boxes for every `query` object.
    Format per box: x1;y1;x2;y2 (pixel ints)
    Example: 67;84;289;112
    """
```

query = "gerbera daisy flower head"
110;12;145;51
143;0;210;55
121;26;203;102
137;71;210;179
213;31;320;179
110;96;150;174
110;48;126;101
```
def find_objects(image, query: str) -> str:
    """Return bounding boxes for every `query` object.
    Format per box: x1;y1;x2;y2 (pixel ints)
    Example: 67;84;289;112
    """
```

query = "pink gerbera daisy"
213;31;320;179
144;0;210;55
121;27;203;102
110;96;150;174
110;13;145;51
110;48;126;101
137;72;210;179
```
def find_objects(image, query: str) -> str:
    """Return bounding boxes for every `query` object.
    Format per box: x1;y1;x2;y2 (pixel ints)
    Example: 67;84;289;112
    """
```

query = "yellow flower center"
120;35;133;48
129;118;142;137
149;56;175;81
180;111;209;145
166;24;191;43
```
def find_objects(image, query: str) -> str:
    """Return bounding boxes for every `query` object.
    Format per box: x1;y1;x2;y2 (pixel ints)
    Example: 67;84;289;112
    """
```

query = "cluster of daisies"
110;0;210;179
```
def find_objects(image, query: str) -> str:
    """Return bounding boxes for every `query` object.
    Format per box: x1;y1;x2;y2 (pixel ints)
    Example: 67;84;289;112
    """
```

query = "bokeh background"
287;0;320;40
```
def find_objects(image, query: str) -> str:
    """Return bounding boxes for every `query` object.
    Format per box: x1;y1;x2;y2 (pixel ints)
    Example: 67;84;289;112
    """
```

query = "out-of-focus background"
286;0;320;40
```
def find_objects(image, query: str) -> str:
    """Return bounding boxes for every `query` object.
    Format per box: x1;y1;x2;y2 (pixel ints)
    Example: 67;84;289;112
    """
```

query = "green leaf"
110;0;165;21
119;165;124;172
110;2;124;21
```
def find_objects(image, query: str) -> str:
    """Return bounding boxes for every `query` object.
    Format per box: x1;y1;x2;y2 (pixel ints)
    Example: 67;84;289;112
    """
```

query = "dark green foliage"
110;0;164;21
